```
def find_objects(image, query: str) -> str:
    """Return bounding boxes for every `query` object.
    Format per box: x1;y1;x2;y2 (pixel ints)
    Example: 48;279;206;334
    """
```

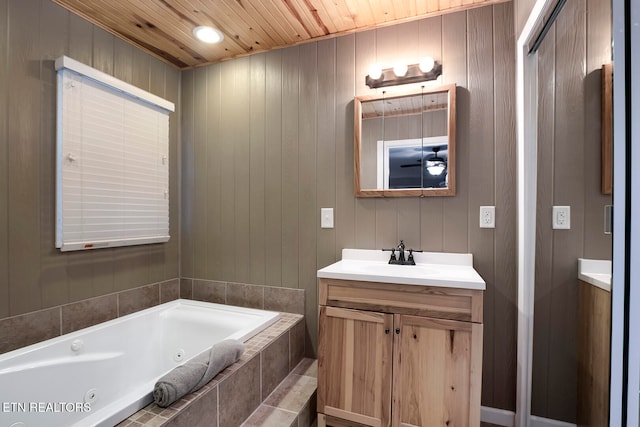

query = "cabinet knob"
385;328;390;334
395;328;400;334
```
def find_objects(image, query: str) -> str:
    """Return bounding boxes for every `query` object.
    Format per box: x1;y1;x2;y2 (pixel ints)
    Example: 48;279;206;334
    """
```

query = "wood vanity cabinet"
577;279;610;427
317;278;483;427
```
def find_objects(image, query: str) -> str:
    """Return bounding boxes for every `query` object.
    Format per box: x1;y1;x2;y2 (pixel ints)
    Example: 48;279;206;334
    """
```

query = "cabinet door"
392;314;482;427
318;306;393;427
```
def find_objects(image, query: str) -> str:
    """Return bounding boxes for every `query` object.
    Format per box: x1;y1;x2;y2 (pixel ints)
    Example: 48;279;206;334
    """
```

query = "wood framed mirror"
354;84;456;197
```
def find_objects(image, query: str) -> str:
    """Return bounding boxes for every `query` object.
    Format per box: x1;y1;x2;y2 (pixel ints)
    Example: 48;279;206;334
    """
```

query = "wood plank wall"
532;0;612;422
0;0;180;319
181;2;517;413
514;0;536;38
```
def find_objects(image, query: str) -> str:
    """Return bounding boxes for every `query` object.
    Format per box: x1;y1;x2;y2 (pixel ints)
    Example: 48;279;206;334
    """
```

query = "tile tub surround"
181;278;306;315
0;279;303;355
243;358;318;427
0;278;312;424
116;313;308;427
0;279;180;354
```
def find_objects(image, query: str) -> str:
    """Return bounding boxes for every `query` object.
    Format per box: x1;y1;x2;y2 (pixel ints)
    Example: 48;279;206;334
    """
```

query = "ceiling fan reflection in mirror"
400;146;447;176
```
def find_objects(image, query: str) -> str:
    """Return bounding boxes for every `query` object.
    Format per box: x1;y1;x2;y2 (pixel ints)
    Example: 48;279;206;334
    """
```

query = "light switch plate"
552;206;571;229
321;208;334;229
479;206;495;228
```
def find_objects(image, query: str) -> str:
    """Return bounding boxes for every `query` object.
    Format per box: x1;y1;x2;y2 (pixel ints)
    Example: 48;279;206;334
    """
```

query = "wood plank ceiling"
361;91;449;119
52;0;508;68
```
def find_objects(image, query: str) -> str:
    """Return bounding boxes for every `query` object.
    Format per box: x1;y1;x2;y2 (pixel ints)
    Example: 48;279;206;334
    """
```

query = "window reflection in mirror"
354;84;456;197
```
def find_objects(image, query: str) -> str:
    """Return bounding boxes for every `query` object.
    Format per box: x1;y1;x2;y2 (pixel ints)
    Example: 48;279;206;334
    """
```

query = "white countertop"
317;249;486;290
578;258;611;292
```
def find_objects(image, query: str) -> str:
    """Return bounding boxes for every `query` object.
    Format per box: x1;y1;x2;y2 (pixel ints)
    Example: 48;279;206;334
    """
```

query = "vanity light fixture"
192;26;224;44
393;63;408;77
419;56;435;73
368;64;383;80
365;57;442;89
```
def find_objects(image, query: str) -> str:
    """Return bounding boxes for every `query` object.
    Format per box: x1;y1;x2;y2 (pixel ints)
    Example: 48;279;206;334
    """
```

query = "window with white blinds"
55;56;174;252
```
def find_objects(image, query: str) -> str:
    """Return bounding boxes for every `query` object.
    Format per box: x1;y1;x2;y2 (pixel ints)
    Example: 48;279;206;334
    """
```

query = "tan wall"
532;0;612;422
0;0;181;319
515;0;537;38
181;2;518;412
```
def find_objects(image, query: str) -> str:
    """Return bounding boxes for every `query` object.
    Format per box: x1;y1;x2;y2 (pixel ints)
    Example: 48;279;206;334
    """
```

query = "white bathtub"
0;299;279;427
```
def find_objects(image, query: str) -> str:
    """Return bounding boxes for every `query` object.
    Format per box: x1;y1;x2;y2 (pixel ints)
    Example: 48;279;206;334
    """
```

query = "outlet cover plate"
552;206;571;229
321;208;334;229
479;206;495;228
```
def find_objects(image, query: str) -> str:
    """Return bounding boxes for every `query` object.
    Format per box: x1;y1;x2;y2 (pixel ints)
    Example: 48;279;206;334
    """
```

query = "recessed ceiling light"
192;26;224;44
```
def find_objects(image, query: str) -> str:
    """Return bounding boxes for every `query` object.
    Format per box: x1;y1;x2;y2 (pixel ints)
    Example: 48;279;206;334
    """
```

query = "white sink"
317;249;486;290
578;258;611;292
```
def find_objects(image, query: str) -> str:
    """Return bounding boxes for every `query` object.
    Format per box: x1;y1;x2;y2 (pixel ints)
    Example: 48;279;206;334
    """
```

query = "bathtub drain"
84;388;98;404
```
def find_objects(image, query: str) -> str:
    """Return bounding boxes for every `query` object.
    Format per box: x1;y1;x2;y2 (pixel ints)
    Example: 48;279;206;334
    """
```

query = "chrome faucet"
382;240;422;265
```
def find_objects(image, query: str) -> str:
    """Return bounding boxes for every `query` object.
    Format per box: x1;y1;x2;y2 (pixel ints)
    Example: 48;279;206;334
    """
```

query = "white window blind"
55;56;175;252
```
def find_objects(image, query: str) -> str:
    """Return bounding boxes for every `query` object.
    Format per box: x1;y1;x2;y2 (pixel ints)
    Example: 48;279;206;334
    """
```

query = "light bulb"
419;56;435;73
426;159;446;176
368;64;383;80
426;164;445;176
193;26;224;44
393;63;408;77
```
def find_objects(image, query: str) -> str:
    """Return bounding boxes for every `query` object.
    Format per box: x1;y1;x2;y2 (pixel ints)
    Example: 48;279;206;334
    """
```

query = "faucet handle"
382;247;398;263
407;249;423;265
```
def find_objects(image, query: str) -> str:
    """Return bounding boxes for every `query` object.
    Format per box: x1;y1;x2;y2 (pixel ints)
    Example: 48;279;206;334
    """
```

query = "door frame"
518;0;635;425
610;0;639;424
515;2;559;426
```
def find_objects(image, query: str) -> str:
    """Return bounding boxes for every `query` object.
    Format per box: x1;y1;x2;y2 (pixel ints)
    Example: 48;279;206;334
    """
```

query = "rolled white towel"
153;339;245;408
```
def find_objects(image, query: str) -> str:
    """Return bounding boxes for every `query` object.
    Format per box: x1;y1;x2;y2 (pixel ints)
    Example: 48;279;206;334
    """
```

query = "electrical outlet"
552;206;571;229
479;206;495;228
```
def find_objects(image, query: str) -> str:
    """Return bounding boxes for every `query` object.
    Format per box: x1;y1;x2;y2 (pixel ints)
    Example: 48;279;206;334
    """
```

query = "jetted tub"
0;299;280;427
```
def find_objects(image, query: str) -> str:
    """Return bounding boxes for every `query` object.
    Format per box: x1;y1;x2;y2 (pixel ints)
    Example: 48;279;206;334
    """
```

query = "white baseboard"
481;406;515;426
530;415;576;427
480;407;576;427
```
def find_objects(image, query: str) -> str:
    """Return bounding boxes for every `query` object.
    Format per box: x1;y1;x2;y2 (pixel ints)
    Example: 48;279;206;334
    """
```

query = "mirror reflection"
355;84;456;197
